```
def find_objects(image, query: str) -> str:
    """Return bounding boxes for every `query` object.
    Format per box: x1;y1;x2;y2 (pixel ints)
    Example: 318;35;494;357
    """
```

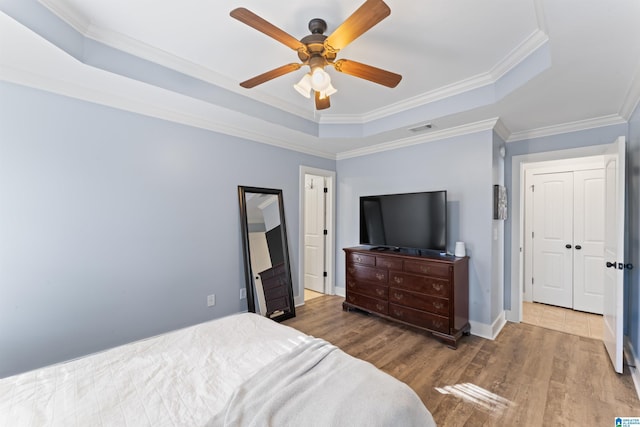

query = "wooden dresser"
259;263;291;318
343;246;470;348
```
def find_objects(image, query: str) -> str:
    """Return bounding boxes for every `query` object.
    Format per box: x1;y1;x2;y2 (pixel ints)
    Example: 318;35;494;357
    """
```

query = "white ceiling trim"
336;118;499;160
619;62;640;120
506;114;627;143
37;0;316;122
38;0;89;34
322;29;549;125
0;60;336;160
39;0;547;129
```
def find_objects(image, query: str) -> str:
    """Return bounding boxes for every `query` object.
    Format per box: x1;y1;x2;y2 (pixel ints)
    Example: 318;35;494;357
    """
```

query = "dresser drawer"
346;278;388;299
389;272;450;298
349;252;376;266
347;264;388;284
389;303;449;333
403;260;450;278
345;293;388;315
389;288;449;316
375;256;403;270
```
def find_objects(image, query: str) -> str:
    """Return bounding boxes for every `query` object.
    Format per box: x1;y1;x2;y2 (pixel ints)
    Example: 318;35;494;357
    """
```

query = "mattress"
0;313;435;426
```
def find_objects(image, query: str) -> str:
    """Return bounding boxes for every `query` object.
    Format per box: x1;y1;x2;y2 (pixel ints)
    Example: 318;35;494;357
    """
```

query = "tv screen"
360;191;447;252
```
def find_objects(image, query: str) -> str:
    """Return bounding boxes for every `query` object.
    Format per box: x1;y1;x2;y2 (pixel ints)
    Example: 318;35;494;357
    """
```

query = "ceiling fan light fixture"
310;67;331;91
318;83;337;99
294;73;313;98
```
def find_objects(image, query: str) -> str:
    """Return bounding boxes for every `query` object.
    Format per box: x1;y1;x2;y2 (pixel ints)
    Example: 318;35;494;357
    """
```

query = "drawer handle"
432;283;443;292
348;295;355;302
393;276;404;284
348;280;355;288
393;309;403;318
420;266;430;274
348;268;355;275
376;304;385;311
433;301;444;310
376;289;384;296
355;256;362;262
432;320;444;329
375;273;385;281
393;292;404;300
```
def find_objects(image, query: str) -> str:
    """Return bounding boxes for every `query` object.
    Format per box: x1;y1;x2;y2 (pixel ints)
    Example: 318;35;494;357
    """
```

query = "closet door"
573;169;605;314
532;172;574;308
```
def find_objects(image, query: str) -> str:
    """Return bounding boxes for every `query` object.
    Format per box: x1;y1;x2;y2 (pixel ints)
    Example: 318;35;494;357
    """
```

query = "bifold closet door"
573;169;605;314
532;172;574;309
532;169;605;314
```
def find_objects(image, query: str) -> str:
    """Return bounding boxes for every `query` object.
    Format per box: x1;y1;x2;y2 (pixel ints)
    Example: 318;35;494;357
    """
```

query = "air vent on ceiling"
408;123;433;133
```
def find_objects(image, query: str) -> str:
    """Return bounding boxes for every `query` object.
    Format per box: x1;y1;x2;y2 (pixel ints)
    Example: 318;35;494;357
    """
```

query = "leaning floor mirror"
238;186;295;322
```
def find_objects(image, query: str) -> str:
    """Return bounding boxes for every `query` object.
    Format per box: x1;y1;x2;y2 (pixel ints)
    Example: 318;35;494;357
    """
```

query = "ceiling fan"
230;0;402;110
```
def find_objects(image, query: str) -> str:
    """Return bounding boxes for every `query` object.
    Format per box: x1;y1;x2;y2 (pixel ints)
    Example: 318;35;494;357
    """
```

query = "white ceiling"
2;0;640;158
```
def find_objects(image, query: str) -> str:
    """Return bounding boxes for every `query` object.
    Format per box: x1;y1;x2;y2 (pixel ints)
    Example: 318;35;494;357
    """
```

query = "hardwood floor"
283;295;640;426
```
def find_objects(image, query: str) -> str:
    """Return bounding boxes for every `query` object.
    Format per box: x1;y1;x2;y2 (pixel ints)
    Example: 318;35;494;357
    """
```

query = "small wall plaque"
493;185;507;220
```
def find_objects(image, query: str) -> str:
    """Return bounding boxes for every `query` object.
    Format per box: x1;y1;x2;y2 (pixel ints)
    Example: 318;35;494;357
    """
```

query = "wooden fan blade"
333;59;401;88
315;91;331;110
240;63;302;88
230;8;306;52
324;0;391;52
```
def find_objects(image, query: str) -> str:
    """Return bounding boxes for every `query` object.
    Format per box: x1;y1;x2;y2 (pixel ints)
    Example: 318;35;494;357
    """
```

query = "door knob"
626;263;634;270
606;261;617;268
575;245;582;250
565;244;572;249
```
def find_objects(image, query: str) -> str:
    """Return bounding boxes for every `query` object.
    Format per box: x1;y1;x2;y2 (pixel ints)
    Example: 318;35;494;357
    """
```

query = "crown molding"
620;62;640;120
321;29;548;125
40;0;547;129
337;118;498;160
38;0;317;122
506;114;627;142
38;0;90;34
488;29;548;81
0;62;336;160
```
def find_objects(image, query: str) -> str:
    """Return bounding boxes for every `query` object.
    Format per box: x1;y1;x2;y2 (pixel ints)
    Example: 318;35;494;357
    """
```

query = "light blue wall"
336;131;497;327
0;81;334;377
628;103;640;358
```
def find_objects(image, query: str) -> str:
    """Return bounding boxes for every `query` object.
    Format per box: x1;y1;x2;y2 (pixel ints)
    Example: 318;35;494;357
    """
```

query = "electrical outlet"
207;294;216;307
240;288;247;299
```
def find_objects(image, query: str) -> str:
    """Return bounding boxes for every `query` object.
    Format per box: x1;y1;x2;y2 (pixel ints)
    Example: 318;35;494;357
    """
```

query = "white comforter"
0;313;435;427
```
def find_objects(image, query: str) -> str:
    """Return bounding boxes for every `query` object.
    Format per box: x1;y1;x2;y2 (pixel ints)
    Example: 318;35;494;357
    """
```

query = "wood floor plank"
284;296;640;426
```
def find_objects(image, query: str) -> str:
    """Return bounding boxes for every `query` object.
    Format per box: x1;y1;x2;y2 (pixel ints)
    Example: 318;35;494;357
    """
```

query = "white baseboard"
334;287;345;297
470;311;507;340
624;338;640;400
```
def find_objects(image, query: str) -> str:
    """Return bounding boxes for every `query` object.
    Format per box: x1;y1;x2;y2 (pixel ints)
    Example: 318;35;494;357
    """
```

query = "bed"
0;312;435;426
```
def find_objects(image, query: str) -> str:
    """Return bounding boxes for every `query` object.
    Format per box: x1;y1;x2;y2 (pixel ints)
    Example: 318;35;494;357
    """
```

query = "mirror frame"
238;186;296;322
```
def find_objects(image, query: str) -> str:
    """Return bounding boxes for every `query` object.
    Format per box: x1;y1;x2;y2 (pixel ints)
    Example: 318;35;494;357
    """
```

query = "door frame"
297;166;336;306
523;157;604;304
507;143;613;323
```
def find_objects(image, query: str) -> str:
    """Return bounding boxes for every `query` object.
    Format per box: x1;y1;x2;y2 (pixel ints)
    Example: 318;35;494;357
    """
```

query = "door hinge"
323;271;327;277
532;277;534;284
532;231;534;238
531;185;535;192
323;229;328;235
324;187;328;193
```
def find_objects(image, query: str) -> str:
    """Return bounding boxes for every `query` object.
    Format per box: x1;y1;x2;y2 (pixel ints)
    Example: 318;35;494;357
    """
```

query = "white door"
603;136;626;373
248;232;270;316
573;169;605;314
304;174;326;293
532;172;574;308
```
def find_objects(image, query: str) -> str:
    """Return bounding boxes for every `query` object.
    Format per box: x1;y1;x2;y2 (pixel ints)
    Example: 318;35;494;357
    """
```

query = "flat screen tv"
360;190;447;252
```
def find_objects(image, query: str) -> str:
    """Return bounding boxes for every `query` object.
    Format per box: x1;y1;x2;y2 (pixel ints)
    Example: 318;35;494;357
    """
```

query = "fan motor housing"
298;18;336;63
